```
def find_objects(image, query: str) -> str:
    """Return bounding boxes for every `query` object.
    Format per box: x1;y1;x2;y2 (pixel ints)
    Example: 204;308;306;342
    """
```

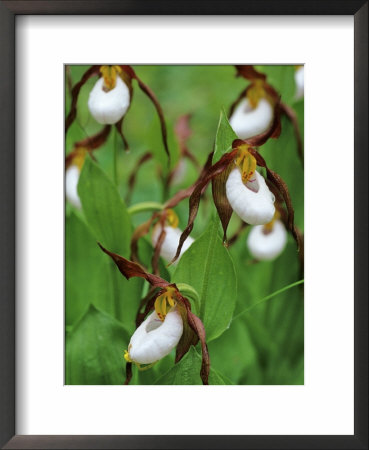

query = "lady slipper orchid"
229;96;274;140
168;139;300;265
247;214;287;261
65;147;87;209
229;67;281;143
65;164;82;209
65;64;170;157
294;66;304;100
151;210;194;265
98;245;210;384
225;147;275;225
88;66;130;125
124;288;183;366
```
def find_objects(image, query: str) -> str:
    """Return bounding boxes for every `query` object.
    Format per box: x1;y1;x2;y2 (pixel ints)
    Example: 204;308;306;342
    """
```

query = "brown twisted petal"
65;125;112;168
235;65;267;81
124;361;132;385
99;243;170;288
280;102;304;167
65;65;101;132
212;162;234;243
125;152;153;204
175;293;209;385
130;214;158;264
115;116;130;151
125;66;170;162
171;149;238;265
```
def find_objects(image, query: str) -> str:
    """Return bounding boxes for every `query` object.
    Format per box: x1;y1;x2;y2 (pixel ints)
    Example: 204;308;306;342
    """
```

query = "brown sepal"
171;149;238;265
115;117;130;151
65;125;111;168
98;243;170;288
124;362;133;385
125;152;153;204
235;65;266;81
280;102;304;167
126;67;170;162
211;162;234;243
130;215;158;264
175;293;209;385
65;65;101;132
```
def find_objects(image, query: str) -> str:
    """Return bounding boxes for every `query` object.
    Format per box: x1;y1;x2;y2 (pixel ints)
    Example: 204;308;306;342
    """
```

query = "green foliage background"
65;65;304;385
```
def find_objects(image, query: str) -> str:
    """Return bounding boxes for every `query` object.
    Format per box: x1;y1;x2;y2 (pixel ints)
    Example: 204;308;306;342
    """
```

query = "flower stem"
232;279;304;322
113;125;118;186
127;202;164;216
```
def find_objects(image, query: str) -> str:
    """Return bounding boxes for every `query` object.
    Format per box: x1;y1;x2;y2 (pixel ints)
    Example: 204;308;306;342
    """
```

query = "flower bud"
126;309;183;364
247;219;287;261
152;224;194;265
229;98;273;139
65;165;81;209
226;167;275;225
88;76;130;124
295;66;304;100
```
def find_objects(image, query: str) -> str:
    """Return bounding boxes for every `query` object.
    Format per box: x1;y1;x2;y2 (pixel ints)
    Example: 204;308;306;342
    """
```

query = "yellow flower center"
246;79;266;108
235;145;257;184
154;286;177;321
71;147;87;170
165;209;179;228
100;65;123;91
263;210;280;234
124;346;133;363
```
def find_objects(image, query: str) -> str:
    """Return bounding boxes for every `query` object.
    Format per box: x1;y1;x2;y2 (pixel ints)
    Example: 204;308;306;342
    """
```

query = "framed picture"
1;1;367;449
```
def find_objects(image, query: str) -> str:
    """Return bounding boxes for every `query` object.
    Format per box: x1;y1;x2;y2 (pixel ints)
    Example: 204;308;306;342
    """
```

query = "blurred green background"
65;65;304;385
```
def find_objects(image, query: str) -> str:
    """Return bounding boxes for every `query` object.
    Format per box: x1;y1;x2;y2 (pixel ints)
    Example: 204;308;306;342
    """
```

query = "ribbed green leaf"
213;107;237;163
173;216;237;342
78;156;131;256
66;305;130;385
154;346;230;385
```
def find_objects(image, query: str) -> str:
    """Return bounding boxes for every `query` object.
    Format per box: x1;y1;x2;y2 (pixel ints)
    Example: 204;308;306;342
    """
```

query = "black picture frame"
1;1;367;449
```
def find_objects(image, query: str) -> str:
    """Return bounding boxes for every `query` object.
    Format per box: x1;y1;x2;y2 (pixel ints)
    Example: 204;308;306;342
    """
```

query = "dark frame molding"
1;1;367;449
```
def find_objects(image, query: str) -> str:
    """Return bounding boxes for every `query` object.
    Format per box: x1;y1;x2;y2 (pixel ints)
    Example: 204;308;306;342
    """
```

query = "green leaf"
66;212;113;326
154;346;230;385
66;305;130;385
78;156;131;256
213;107;237;163
173;216;237;342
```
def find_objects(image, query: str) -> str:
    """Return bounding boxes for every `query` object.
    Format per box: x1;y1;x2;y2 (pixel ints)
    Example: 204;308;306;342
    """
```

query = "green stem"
127;202;164;216
113;126;118;186
232;279;304;323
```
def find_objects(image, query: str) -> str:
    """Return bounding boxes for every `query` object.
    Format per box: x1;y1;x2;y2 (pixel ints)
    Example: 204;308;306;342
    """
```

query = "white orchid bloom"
126;309;183;365
229;97;274;140
88;75;130;125
65;165;81;209
152;224;194;265
295;66;304;100
226;167;275;225
151;210;194;265
247;219;287;261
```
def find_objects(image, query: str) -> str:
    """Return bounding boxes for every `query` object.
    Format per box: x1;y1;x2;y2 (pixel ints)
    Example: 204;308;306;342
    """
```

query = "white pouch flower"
295;66;304;100
152;223;194;265
226;167;275;225
65;165;81;209
229;98;274;139
88;75;130;125
247;219;287;261
126;309;183;365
